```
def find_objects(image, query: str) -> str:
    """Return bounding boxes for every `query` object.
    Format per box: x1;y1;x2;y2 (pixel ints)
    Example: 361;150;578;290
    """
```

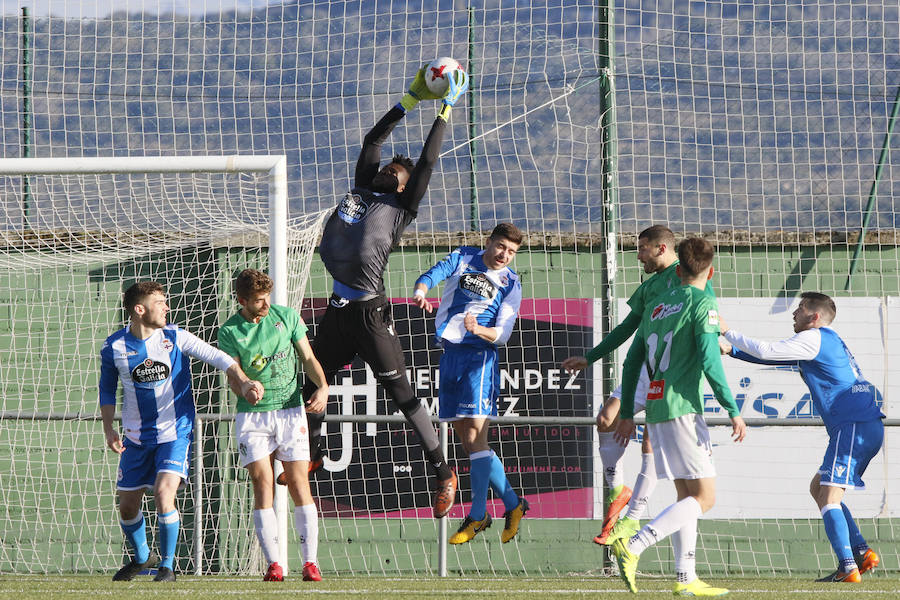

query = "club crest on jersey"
459;272;496;301
131;358;170;385
337;193;369;224
159;338;174;352
650;302;683;321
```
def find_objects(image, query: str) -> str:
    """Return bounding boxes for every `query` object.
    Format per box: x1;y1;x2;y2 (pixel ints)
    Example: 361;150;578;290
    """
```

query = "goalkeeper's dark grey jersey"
319;189;414;296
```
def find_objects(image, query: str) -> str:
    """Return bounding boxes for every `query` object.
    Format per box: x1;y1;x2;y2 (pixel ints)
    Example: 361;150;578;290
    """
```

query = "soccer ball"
425;57;463;96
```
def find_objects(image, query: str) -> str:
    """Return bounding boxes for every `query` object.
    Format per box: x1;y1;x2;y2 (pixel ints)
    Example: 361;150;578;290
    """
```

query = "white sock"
597;431;626;490
252;508;280;565
628;495;702;555
673;513;698;583
294;503;319;565
626;452;658;520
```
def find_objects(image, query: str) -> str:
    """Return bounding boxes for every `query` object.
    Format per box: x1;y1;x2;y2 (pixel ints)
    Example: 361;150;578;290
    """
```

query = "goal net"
0;156;329;574
0;0;898;580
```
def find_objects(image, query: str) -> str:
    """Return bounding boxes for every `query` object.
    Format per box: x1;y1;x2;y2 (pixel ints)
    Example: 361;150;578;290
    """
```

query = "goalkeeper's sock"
294;503;319;565
626;451;657;520
488;451;520;511
821;503;855;570
672;511;698;584
120;512;150;564
252;508;280;566
157;510;180;570
468;450;493;521
840;502;868;552
597;431;626;494
628;496;702;555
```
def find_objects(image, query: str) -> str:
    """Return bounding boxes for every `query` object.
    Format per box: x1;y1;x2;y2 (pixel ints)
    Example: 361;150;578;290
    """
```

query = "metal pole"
21;7;33;226
193;417;204;575
467;4;479;231
437;421;449;577
845;84;900;291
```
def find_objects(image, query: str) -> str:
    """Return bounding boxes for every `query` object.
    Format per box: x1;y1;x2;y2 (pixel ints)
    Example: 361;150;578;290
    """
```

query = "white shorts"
235;404;310;468
647;413;716;480
609;368;650;414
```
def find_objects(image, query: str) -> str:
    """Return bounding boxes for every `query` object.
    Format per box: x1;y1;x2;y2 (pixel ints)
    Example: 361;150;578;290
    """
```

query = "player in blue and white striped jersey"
721;292;885;583
100;281;262;583
412;223;529;545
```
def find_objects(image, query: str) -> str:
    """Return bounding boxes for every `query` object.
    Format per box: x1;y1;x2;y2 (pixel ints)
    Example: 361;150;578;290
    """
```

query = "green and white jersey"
627;261;714;314
622;284;738;423
217;304;308;413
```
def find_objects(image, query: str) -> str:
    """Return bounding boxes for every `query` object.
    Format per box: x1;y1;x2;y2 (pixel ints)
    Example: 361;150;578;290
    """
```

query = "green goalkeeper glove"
398;65;444;112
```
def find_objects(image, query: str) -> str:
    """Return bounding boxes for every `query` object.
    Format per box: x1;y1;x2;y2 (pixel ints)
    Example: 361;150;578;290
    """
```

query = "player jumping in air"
100;281;262;583
611;238;746;596
302;64;469;518
720;292;884;583
217;269;330;582
413;223;530;544
562;225;714;545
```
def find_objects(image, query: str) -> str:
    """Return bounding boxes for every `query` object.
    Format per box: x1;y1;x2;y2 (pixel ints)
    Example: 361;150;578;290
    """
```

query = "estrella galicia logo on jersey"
131;358;170;385
459;272;496;301
338;193;369;224
650;302;684;321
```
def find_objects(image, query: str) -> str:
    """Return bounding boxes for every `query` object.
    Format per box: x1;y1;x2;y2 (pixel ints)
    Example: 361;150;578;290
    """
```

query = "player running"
413;223;529;545
100;281;262;583
721;292;884;583
611;238;746;596
562;225;713;545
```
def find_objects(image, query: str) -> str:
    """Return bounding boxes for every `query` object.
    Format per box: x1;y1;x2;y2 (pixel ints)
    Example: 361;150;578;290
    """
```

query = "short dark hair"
123;281;165;317
677;237;714;278
800;291;836;324
234;268;273;300
639;225;676;249
391;154;415;173
489;222;524;245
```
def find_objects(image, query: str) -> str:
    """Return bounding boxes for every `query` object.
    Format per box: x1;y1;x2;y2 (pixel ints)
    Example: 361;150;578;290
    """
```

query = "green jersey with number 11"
620;285;739;424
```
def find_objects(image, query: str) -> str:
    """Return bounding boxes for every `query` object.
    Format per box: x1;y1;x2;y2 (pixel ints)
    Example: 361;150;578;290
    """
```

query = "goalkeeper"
720;292;884;583
301;64;469;519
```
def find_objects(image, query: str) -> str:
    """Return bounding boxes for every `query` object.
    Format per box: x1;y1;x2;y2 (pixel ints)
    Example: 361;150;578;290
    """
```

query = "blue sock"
158;510;180;570
822;504;855;571
120;512;150;564
488;451;520;511
841;503;868;555
468;450;492;521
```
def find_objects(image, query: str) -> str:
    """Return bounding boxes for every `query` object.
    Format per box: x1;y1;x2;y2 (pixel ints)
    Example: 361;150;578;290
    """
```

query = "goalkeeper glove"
398;65;444;112
437;69;469;121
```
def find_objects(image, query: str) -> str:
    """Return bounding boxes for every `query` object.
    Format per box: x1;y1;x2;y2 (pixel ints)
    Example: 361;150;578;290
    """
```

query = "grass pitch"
0;575;897;599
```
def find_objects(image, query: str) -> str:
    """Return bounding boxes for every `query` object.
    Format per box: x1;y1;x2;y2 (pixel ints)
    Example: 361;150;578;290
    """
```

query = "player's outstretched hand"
561;356;588;374
730;415;747;442
718;337;733;355
442;69;469;106
105;429;124;454
305;385;329;414
614;418;635;447
413;289;433;313
408;65;444;101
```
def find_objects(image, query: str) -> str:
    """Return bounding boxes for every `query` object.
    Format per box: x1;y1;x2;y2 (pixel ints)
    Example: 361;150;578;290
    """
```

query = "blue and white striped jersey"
99;324;235;445
416;246;521;348
725;327;884;435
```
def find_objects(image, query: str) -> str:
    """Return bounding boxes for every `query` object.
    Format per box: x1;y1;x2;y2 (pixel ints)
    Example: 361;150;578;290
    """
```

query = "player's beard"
370;171;399;194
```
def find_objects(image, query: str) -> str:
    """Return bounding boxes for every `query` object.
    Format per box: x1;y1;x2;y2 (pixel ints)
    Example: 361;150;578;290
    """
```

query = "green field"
0;575;897;600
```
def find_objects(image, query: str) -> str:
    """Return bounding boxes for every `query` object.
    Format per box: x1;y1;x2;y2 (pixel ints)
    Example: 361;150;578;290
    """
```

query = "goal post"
0;155;329;575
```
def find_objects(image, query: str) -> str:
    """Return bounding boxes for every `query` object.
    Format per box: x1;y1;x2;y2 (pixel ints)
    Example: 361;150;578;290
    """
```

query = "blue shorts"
818;419;884;489
117;435;192;491
438;344;499;421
